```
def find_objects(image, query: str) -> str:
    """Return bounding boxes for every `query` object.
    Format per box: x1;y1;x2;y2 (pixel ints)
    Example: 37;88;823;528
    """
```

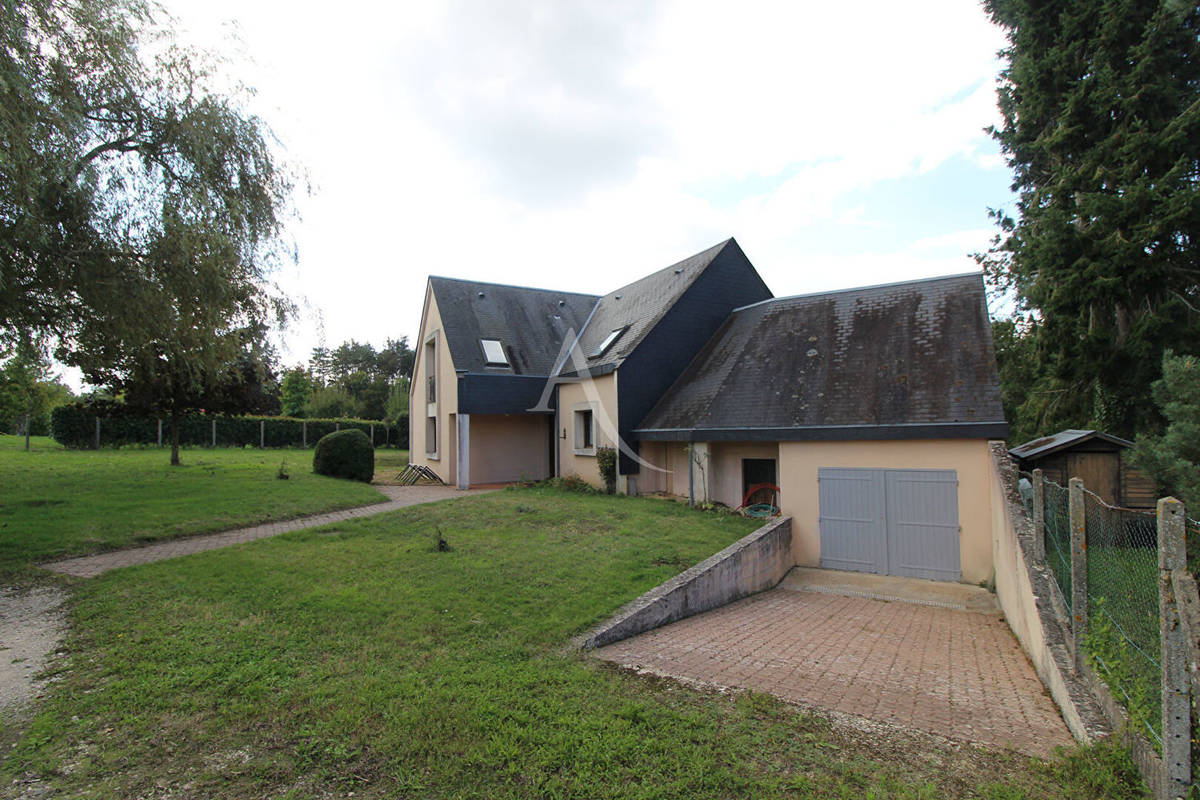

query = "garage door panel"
819;467;961;582
885;470;961;582
818;468;887;574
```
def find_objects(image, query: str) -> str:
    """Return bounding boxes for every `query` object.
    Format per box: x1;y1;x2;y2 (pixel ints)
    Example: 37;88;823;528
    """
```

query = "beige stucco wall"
710;442;780;508
989;444;1091;742
637;441;779;507
468;413;550;484
555;372;617;488
408;284;459;485
635;441;679;495
777;438;995;585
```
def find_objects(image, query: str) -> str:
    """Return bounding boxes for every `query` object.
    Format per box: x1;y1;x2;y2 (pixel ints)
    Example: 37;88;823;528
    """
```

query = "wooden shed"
1009;429;1157;509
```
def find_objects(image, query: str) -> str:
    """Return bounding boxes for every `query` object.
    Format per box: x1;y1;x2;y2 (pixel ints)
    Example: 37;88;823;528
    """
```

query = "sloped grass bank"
3;489;1145;799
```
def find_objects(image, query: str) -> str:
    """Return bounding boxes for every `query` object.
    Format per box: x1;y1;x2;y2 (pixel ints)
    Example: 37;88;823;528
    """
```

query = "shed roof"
1009;429;1134;461
635;272;1007;440
428;277;598;376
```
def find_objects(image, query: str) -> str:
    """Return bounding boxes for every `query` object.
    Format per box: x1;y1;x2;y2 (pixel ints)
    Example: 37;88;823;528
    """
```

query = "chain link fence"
1020;472;1163;745
1082;489;1161;746
1045;479;1073;611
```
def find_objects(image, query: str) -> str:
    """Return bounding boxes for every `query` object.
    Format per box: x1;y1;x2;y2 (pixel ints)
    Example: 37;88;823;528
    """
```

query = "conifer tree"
980;0;1200;437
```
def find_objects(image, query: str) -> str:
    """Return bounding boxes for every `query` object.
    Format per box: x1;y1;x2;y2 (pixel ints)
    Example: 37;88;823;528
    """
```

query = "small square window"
575;409;594;451
589;327;628;359
480;339;508;366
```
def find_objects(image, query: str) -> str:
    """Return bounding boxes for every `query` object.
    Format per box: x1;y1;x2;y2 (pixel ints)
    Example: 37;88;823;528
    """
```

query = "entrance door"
1067;452;1119;506
818;467;961;581
742;458;777;496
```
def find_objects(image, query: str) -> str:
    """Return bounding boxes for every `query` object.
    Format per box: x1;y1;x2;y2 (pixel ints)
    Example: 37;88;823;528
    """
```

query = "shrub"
543;474;598;494
596;446;617;494
313;429;374;482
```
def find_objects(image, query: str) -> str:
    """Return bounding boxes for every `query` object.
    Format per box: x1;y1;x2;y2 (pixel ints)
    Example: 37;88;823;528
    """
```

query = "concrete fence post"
157;418;162;448
1069;477;1088;673
1032;468;1046;563
260;419;265;449
1158;496;1191;799
94;416;100;450
211;418;216;448
335;422;340;431
302;421;307;448
370;424;374;446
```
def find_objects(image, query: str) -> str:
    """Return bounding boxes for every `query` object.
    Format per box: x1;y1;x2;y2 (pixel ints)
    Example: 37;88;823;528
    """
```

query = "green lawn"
2;488;1145;799
0;435;398;579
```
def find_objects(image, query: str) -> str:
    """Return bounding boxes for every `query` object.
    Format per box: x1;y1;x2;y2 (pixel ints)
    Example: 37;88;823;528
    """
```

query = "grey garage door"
818;467;960;582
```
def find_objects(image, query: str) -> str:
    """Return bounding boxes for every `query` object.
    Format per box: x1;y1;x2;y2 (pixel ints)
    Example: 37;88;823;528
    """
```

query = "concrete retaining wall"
988;442;1110;744
578;516;793;650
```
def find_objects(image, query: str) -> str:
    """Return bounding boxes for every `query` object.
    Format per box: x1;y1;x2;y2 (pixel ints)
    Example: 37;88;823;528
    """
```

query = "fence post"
302;421;307;448
1032;468;1046;563
260;419;265;449
1069;477;1088;673
1159;496;1191;799
335;422;340;431
370;424;374;446
94;416;100;450
211;418;216;448
157;418;162;448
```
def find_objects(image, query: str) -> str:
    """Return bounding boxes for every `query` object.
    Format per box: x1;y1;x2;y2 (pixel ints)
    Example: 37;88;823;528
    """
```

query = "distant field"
0;435;399;578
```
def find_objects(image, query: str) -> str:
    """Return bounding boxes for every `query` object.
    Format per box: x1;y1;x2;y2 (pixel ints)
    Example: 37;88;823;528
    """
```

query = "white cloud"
150;0;1011;373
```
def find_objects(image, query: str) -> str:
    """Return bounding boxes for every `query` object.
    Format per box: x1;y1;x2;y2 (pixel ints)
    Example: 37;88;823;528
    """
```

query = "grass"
0;435;405;580
1085;545;1163;748
1;488;1147;799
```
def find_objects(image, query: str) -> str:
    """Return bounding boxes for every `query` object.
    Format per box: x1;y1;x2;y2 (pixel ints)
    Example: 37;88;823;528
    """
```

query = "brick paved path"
596;585;1073;757
43;485;494;578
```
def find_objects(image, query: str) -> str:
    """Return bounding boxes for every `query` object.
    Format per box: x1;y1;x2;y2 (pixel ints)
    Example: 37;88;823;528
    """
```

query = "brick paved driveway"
595;584;1073;757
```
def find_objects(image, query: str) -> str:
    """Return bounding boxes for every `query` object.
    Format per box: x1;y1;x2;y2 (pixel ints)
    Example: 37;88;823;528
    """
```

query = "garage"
818;467;961;582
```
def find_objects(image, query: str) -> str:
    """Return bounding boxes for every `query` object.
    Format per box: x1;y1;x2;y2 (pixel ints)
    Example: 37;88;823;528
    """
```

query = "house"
1009;429;1157;509
410;238;1008;584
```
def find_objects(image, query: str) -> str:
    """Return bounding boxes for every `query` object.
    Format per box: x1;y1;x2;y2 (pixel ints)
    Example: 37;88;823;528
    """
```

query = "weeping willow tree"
1;0;298;463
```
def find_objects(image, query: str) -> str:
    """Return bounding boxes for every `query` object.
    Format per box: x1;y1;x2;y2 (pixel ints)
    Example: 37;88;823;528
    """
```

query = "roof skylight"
481;339;508;366
589;327;628;359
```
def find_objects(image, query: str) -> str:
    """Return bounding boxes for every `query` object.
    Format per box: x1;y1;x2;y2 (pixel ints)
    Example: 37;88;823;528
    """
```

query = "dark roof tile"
429;277;598;375
636;272;1006;433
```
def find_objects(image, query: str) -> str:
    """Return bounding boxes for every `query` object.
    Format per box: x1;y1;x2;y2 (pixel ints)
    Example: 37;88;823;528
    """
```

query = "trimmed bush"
313;429;374;482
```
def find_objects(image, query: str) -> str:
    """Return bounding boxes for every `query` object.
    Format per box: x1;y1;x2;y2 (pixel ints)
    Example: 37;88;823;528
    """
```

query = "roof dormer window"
590;326;628;359
480;339;509;366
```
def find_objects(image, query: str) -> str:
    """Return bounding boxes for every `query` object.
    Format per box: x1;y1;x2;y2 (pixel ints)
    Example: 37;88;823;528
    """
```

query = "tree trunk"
24;412;30;451
170;411;181;466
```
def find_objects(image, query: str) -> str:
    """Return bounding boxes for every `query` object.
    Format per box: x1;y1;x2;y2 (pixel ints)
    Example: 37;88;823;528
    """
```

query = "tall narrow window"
575;409;594;451
480;339;508;366
426;417;438;456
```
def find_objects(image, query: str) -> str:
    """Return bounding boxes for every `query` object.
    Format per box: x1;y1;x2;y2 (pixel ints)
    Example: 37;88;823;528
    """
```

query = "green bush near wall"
50;403;409;450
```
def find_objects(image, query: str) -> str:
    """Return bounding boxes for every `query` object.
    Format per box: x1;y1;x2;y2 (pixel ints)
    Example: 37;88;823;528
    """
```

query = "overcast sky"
157;0;1014;371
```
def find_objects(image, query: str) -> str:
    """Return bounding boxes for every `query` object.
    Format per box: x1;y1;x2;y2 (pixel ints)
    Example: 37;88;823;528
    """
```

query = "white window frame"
480;338;508;366
574;407;596;455
589;326;628;359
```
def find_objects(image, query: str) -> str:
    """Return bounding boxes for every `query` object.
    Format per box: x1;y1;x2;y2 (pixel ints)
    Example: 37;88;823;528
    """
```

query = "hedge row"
50;403;409;450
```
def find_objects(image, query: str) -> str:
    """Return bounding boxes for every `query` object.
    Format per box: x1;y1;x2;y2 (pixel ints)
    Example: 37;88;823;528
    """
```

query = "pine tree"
980;0;1200;437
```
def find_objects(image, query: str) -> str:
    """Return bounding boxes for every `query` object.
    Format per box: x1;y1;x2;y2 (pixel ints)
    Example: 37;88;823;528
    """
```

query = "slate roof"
635;272;1008;440
428;277;598;376
1009;429;1133;461
562;239;742;374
